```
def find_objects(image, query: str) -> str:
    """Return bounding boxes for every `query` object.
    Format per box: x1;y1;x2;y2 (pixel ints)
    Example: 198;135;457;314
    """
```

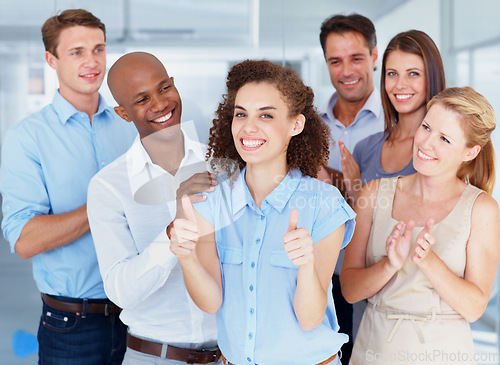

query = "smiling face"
110;53;182;141
324;31;377;104
45;26;106;103
385;50;427;117
413;103;480;177
231;82;304;172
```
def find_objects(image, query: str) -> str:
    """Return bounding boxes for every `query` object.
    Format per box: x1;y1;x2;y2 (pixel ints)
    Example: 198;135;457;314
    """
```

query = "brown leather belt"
127;334;221;364
222;352;337;365
41;293;121;316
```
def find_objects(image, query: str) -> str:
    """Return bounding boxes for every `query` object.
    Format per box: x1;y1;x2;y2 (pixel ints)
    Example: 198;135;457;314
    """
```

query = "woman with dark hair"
341;30;446;205
341;87;499;364
169;59;356;365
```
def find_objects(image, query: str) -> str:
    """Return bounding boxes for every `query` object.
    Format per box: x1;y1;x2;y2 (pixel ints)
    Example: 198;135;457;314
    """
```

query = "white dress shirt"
87;125;217;344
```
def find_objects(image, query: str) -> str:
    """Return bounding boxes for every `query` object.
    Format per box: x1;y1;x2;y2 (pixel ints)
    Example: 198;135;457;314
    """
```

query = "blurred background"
0;0;499;363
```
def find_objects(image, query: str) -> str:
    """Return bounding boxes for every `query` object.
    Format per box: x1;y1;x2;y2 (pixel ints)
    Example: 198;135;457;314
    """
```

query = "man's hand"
176;171;217;217
339;139;362;204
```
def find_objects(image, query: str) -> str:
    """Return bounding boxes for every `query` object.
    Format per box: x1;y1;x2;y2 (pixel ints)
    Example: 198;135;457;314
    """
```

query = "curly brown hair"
207;59;331;178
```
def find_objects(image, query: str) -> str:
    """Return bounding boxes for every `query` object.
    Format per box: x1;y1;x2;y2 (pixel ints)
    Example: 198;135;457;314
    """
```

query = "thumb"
403;220;415;239
425;218;434;234
288;209;299;232
181;195;196;223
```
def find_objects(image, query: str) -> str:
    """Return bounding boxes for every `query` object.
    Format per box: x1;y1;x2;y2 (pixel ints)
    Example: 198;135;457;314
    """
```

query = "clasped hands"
386;218;436;271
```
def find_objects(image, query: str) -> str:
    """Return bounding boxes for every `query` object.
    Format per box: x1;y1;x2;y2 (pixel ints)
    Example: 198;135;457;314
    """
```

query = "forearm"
103;239;178;309
293;262;328;331
178;255;222;314
15;205;89;259
417;252;488;322
340;257;398;303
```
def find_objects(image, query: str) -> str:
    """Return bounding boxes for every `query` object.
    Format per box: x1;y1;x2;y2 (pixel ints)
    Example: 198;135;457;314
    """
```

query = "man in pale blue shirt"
88;52;220;365
0;9;136;365
318;14;385;364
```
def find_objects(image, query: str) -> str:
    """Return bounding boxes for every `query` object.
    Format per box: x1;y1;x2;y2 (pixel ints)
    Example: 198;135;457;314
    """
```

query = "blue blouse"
194;168;356;365
353;131;416;186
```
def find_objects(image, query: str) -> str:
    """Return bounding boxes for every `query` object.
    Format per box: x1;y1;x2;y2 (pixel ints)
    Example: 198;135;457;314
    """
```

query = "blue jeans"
37;296;127;365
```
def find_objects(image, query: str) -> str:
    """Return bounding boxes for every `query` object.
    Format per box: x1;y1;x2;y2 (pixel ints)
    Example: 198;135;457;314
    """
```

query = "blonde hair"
428;87;496;194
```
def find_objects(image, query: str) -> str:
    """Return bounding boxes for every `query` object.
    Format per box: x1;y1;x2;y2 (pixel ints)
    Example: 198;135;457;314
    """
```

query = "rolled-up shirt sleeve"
311;190;356;249
0;127;50;252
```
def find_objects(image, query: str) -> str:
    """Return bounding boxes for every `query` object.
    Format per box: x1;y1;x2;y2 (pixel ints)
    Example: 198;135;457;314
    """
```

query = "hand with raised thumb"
283;209;314;266
169;195;200;259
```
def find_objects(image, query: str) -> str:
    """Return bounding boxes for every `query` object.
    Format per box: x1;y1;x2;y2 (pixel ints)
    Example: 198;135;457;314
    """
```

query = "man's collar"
322;89;382;124
52;91;110;125
362;88;383;119
128;135;152;177
127;126;207;178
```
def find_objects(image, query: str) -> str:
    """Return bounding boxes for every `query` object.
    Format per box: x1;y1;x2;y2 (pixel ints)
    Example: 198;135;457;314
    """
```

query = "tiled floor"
0;228;498;364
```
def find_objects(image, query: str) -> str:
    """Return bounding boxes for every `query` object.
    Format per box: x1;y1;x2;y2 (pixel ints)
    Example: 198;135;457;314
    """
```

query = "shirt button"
248;332;253;339
344;131;348;135
251;262;255;268
249;308;254;314
249;285;254;291
255;238;260;244
247;357;252;362
260;215;265;220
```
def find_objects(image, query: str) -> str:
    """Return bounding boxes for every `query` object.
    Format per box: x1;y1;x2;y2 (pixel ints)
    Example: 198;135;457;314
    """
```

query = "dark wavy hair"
207;59;331;178
319;13;377;56
381;30;445;138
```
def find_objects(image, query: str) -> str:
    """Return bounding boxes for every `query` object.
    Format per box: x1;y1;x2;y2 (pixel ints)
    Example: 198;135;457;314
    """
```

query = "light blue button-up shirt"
321;89;385;172
0;91;137;298
195;168;356;365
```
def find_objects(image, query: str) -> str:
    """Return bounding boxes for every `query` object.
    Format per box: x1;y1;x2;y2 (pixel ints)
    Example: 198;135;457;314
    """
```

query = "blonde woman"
341;87;499;364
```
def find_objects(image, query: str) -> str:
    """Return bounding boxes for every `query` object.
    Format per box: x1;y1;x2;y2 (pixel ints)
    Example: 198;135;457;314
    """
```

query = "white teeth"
342;79;359;85
82;74;97;78
152;111;172;123
242;139;265;148
396;94;413;100
418;150;435;160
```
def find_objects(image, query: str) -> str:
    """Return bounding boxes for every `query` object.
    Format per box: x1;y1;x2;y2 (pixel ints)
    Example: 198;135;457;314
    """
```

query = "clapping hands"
386;218;436;271
339;139;362;204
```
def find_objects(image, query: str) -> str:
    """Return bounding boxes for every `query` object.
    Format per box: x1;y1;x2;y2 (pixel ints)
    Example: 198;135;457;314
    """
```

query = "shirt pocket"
269;250;298;270
217;245;243;295
218;245;243;265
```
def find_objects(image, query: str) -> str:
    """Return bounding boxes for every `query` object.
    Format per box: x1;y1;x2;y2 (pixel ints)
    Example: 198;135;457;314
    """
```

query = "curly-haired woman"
169;59;356;365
